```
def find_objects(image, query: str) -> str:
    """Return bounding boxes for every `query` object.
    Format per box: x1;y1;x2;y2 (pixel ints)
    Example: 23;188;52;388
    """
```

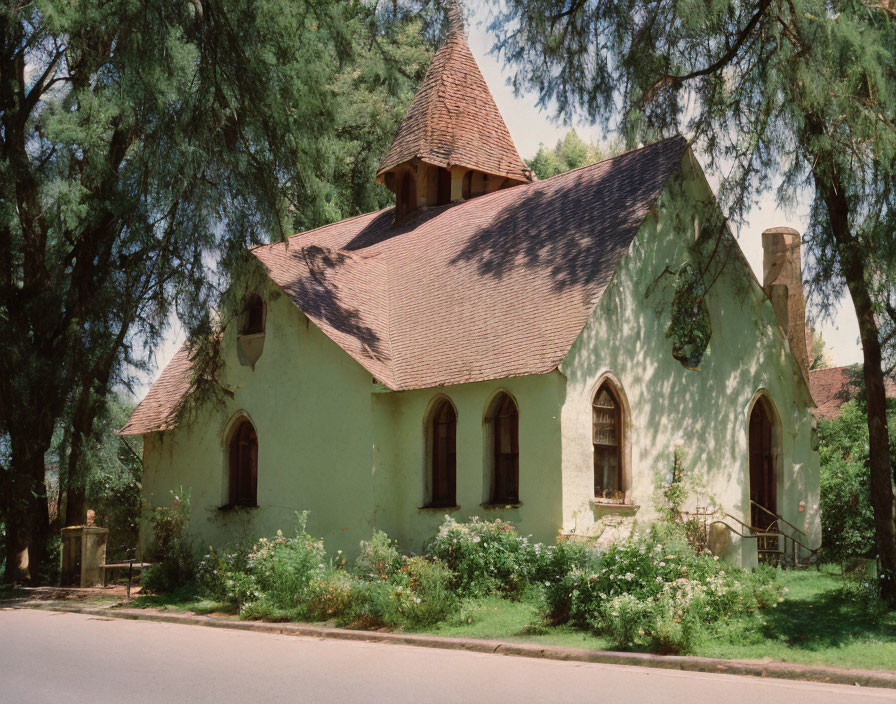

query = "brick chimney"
762;227;810;387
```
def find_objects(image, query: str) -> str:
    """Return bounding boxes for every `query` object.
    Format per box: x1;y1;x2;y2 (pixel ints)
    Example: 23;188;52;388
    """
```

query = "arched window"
427;397;457;508
487;393;519;505
592;382;622;499
462;170;472;199
239;293;265;336
228;418;258;507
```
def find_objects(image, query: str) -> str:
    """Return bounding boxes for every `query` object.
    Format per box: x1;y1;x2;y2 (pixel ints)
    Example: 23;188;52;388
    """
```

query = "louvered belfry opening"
428;398;457;508
490;393;519;505
229;418;258;507
592;383;622;499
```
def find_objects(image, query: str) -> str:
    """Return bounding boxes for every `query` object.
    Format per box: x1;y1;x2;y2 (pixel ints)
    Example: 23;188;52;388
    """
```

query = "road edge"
18;602;896;690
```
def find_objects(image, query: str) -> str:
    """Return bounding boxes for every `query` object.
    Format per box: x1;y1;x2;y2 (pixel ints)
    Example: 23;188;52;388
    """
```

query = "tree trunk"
2;432;52;585
818;175;896;604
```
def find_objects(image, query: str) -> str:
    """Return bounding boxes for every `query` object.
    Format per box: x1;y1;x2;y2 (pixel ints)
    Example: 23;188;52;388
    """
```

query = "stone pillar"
60;524;108;587
762;227;810;388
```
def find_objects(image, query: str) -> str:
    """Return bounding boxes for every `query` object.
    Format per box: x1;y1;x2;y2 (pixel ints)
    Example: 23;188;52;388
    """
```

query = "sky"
134;5;863;397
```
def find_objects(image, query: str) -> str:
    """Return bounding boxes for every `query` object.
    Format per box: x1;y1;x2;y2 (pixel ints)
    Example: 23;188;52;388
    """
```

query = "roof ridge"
535;135;687;184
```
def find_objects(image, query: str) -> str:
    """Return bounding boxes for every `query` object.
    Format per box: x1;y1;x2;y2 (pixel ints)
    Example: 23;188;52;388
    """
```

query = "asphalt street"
1;609;893;703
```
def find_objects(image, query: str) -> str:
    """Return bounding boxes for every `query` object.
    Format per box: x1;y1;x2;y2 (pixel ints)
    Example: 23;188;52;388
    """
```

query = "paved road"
1;609;894;704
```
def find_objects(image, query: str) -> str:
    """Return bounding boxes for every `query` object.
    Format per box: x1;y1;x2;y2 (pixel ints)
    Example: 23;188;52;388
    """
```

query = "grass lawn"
128;566;896;672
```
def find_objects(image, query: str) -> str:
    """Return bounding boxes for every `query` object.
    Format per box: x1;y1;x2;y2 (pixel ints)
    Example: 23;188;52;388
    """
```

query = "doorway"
749;396;777;529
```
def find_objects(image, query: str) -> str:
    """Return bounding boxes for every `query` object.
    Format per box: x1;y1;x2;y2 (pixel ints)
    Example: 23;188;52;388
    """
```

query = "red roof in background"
809;365;896;419
120;137;688;435
376;33;531;183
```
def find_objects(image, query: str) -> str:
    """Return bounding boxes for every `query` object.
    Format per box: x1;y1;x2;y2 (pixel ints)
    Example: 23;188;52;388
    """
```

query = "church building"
121;19;820;566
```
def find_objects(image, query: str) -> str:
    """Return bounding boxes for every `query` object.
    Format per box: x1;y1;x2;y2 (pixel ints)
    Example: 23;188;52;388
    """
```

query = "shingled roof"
119;345;194;435
121;137;689;435
809;365;896;419
376;28;531;184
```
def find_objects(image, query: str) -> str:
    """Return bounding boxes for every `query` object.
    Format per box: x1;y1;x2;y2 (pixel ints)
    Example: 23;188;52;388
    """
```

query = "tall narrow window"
428;398;457;507
489;393;519;504
593;383;622;499
437;167;451;205
239;293;265;336
229;418;258;507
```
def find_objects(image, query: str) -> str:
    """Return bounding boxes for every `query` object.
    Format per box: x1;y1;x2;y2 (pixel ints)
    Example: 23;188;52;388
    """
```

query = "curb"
17;602;896;690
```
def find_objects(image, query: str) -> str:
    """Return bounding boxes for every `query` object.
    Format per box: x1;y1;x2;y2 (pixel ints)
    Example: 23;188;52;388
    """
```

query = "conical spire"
377;9;531;194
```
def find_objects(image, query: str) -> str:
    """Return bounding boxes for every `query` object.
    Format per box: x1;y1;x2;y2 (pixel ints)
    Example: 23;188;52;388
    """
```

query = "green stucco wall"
557;151;820;565
141;149;819;566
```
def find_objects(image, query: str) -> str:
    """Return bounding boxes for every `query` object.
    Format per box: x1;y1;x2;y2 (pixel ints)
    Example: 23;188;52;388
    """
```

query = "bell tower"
377;1;532;221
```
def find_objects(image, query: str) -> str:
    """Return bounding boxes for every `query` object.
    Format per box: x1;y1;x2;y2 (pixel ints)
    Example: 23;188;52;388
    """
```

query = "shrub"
247;512;327;611
817;400;890;563
425;516;537;598
542;531;782;653
304;569;354;621
354;530;402;581
142;490;195;594
197;542;255;607
343;556;458;630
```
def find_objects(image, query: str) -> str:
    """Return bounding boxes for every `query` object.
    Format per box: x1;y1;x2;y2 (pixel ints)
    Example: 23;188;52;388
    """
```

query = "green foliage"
344;556;458;630
818;399;896;563
542;532;781;653
142;490;196;594
525;130;623;180
425;516;539;598
354;530;402;581
197;542;255;608
0;0;436;582
666;264;711;369
244;513;327;612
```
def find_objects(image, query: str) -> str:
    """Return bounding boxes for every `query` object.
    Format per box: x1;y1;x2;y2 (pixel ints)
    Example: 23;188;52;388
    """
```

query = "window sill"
590;500;639;515
217;503;259;512
480;502;522;510
417;505;461;513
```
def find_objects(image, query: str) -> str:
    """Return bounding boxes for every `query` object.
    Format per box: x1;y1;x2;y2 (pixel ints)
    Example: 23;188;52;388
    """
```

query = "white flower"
655;577;662;583
659;562;666;567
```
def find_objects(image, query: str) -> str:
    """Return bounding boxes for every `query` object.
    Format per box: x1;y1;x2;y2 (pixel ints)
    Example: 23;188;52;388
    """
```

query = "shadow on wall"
561;178;787;518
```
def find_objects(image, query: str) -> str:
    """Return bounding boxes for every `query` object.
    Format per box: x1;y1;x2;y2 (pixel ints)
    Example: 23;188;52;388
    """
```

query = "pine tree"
0;0;433;583
493;0;896;601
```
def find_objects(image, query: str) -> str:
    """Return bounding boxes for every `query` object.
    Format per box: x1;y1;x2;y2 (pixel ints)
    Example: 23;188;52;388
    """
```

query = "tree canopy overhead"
0;0;434;582
492;0;896;601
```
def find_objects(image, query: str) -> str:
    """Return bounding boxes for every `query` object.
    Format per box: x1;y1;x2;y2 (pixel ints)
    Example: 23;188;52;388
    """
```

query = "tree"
0;0;433;583
808;327;832;371
493;0;896;602
818;398;896;565
526;129;622;180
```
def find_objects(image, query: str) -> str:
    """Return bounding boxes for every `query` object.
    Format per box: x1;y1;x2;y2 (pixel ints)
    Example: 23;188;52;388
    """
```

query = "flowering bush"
247;512;328;612
543;532;782;653
197;542;255;607
354;530;402;580
425;516;538;598
345;555;457;629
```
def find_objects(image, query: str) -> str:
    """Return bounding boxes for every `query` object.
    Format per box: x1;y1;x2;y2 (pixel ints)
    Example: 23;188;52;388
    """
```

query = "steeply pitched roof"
119;345;194;435
376;32;531;184
121;137;688;435
809;365;896;419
